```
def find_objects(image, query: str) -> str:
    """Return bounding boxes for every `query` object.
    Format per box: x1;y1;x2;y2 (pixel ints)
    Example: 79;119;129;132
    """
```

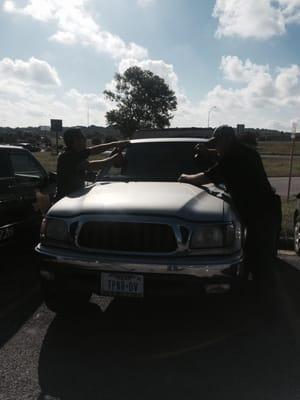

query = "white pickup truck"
36;138;245;312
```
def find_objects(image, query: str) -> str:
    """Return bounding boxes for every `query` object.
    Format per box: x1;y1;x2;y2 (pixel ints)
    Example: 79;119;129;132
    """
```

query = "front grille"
77;221;177;253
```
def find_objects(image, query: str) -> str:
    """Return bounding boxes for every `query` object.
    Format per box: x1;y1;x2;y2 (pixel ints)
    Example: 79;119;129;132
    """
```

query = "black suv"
0;145;55;247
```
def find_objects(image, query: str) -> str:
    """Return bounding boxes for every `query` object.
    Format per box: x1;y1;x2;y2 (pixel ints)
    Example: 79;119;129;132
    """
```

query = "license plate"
101;273;144;297
0;226;14;242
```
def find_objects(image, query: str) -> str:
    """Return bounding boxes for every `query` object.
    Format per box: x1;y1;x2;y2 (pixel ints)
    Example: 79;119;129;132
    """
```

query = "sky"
2;0;300;130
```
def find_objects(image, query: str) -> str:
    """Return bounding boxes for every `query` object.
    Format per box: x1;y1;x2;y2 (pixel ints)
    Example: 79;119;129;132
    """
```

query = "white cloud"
220;56;269;83
0;57;61;86
213;0;300;39
3;0;148;60
192;56;300;130
3;0;16;12
137;0;155;8
275;64;300;96
0;56;108;127
0;86;108;127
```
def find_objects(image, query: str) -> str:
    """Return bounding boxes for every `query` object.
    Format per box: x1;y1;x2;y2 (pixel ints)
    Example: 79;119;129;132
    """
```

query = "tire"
295;217;300;256
41;279;91;314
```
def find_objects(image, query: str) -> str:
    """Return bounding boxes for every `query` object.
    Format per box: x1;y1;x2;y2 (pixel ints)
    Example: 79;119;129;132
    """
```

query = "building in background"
237;124;245;135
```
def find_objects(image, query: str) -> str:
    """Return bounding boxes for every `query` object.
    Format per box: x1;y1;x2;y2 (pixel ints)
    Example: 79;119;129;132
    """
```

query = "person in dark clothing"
56;128;129;200
179;125;282;287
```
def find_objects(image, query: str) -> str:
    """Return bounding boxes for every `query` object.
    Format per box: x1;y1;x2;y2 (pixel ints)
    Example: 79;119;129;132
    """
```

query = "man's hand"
178;173;210;186
89;140;130;156
109;140;130;153
89;151;124;171
194;143;212;159
178;174;191;183
116;140;130;151
194;143;218;161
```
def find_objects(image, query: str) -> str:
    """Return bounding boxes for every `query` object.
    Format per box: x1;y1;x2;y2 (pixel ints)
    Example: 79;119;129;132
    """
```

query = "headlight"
190;224;235;249
42;218;68;242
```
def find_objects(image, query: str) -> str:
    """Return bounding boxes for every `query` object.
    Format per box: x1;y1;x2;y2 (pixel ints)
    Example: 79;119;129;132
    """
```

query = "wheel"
41;278;91;314
294;217;300;256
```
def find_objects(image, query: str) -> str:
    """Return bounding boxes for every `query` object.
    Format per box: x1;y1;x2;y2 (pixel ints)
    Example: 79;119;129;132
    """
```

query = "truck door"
0;150;19;234
9;149;48;221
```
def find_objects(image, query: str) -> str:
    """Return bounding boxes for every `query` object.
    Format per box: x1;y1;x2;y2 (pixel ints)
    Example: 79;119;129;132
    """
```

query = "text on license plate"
101;273;144;297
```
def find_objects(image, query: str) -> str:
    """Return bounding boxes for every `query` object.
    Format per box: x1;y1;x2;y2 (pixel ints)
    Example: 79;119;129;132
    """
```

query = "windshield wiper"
98;176;177;182
98;175;131;182
198;185;232;204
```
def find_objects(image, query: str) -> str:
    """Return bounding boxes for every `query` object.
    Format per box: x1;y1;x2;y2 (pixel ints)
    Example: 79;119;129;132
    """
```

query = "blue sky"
2;0;300;130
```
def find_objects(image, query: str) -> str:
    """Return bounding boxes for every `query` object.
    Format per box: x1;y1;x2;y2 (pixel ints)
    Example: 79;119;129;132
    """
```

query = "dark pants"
244;195;282;284
243;197;290;326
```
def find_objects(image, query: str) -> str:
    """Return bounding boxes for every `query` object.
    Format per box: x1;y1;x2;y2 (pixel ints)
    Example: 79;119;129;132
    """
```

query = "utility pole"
287;122;297;201
87;104;90;127
50;119;63;155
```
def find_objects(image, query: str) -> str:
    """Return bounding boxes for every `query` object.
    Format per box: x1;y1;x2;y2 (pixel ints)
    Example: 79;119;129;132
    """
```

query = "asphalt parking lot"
1;249;300;400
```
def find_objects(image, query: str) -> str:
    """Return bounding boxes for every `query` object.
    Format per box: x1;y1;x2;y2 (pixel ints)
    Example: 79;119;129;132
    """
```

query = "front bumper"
36;244;243;280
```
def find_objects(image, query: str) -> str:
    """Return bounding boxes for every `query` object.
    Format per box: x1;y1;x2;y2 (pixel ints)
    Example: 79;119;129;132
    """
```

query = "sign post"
50;119;63;155
287;122;297;201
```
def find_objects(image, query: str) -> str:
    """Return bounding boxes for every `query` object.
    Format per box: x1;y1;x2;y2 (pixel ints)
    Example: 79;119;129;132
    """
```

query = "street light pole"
208;106;217;128
87;103;90;127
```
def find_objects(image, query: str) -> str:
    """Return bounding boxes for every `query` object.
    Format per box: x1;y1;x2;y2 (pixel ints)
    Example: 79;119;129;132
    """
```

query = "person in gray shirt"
56;128;128;200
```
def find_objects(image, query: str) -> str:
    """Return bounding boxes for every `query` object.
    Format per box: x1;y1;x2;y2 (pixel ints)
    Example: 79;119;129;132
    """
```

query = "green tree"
104;66;177;138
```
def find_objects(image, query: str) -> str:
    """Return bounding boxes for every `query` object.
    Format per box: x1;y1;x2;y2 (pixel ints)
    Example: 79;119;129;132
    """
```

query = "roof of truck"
0;144;25;150
130;138;209;144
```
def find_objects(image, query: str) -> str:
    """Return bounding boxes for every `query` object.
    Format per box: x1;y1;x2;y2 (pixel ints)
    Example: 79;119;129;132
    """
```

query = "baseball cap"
207;125;236;147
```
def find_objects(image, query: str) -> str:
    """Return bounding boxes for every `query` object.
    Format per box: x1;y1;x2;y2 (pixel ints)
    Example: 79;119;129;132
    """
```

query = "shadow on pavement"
38;259;300;400
0;290;42;348
0;245;42;347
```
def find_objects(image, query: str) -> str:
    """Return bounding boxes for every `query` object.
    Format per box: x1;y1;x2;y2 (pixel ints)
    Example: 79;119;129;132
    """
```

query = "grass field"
35;152;102;172
281;198;296;238
262;157;300;177
35;152;57;172
258;141;300;155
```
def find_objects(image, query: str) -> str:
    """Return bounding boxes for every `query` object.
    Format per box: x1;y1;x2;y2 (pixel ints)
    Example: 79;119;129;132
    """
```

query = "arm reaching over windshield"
88;140;130;156
178;172;211;186
194;143;218;161
88;152;123;172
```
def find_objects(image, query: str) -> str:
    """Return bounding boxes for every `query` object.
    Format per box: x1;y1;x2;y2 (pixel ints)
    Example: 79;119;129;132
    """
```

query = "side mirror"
296;193;300;199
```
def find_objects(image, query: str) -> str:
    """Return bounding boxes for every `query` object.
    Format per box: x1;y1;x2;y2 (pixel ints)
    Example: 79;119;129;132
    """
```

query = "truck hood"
48;182;227;222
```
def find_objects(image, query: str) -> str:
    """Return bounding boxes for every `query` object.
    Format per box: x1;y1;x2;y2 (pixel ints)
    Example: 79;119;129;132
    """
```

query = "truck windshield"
98;142;214;182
